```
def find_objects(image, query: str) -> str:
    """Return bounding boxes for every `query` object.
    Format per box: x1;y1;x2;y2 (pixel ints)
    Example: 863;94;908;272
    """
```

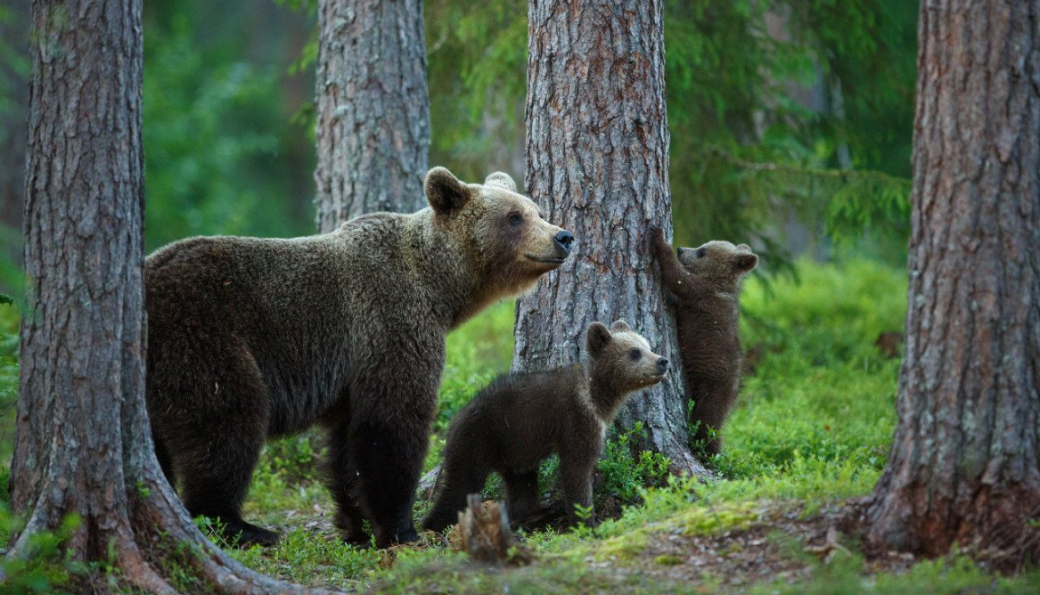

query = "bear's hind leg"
174;344;278;547
327;419;372;546
180;426;277;547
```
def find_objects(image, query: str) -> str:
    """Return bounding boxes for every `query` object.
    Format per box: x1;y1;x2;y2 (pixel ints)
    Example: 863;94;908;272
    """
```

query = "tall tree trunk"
516;0;709;477
6;1;338;592
0;0;29;282
314;0;430;231
863;0;1040;568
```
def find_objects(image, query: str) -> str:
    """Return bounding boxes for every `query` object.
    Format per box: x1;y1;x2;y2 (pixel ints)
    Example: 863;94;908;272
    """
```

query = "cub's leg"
421;452;493;534
559;442;597;528
501;470;542;525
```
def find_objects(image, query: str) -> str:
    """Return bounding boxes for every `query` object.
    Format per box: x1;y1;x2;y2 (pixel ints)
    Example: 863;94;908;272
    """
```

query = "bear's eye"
696;247;707;258
508;212;523;226
629;349;642;361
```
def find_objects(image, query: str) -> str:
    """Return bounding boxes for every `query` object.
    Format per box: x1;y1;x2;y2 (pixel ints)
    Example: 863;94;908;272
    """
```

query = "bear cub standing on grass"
146;168;573;548
422;320;669;532
650;226;758;457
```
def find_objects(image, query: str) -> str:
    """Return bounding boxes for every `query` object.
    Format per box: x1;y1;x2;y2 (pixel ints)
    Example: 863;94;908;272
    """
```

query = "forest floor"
3;259;1040;593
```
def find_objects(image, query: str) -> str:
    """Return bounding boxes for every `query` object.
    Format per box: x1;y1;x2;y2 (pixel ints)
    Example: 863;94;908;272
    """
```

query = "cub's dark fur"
650;227;758;456
422;321;668;532
146;168;573;548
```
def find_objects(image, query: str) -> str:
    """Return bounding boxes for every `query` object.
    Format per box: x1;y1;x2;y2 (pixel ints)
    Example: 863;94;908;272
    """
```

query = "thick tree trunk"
0;0;29;278
314;0;430;231
6;1;339;592
863;0;1040;568
516;0;708;477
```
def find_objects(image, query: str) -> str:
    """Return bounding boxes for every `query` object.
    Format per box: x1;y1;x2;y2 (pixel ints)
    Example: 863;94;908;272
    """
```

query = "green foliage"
419;0;917;269
425;0;527;179
597;423;671;504
142;17;304;250
0;4;29;147
0;512;86;595
713;258;905;479
436;300;516;432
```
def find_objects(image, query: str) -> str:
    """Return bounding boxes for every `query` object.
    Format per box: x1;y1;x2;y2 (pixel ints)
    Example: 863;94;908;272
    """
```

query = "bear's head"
586;320;669;393
676;241;758;288
423;167;573;300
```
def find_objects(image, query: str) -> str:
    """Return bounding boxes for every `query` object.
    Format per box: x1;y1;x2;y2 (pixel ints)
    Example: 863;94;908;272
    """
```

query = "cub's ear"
586;322;613;355
425;167;472;215
484;172;517;193
733;252;759;273
611;319;632;333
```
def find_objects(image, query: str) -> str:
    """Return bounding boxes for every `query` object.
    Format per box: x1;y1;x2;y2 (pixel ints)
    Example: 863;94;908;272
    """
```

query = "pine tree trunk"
516;0;709;477
863;0;1040;568
6;2;340;592
314;0;430;231
0;0;29;277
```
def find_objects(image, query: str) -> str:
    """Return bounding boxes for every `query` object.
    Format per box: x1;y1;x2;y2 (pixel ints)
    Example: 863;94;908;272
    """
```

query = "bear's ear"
611;319;632;333
425;167;472;215
587;322;613;355
733;252;759;273
484;172;517;193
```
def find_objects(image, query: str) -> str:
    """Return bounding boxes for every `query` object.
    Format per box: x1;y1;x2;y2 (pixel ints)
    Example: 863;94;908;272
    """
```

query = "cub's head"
586;320;669;393
424;167;573;298
677;240;758;288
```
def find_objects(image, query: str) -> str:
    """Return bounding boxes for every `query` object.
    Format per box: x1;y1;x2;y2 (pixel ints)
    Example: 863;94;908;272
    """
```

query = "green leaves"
0;294;11;306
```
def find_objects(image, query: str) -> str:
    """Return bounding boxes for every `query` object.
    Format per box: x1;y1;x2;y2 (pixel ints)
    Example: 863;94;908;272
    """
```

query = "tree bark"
863;0;1040;568
0;0;29;279
516;0;709;478
314;0;430;231
6;1;340;592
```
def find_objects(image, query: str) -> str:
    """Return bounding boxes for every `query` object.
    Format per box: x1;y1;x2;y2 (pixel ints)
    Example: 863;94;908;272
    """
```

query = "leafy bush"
715;257;905;479
597;423;671;504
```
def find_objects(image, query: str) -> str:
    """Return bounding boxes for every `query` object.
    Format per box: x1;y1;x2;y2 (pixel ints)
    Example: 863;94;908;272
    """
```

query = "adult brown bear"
145;168;572;547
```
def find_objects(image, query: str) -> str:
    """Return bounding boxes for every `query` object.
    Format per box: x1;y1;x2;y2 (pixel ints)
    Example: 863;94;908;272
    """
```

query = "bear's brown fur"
422;321;668;532
650;226;757;457
146;168;573;547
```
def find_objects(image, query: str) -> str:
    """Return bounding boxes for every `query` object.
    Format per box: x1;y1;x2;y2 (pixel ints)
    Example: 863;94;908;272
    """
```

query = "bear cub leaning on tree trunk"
422;320;669;532
649;226;758;457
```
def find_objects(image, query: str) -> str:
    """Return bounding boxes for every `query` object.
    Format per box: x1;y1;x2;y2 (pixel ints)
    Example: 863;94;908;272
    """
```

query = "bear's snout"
554;230;575;255
657;358;669;373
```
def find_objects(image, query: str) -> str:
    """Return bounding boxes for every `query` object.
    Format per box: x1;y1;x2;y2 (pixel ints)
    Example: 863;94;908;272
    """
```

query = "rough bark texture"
863;0;1040;568
0;0;29;277
516;0;708;477
6;1;340;592
314;0;430;231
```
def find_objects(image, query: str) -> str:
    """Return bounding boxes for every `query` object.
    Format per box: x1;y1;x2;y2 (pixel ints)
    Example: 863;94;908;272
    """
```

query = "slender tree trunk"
314;0;430;231
6;1;339;592
0;0;29;280
863;0;1040;568
516;0;708;477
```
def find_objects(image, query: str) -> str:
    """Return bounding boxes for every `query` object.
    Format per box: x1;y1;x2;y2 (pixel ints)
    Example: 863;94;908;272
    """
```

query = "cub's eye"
695;247;707;258
508;212;523;226
629;349;642;361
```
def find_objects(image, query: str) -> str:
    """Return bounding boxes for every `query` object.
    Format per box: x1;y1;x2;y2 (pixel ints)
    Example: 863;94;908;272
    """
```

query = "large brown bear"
649;227;757;457
145;168;573;548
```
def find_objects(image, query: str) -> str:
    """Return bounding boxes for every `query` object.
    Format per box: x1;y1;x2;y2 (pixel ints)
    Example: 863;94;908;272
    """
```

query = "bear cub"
422;320;669;532
650;226;758;457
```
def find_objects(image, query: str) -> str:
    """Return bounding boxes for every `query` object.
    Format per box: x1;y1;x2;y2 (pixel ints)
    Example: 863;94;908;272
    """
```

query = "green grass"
4;259;1040;593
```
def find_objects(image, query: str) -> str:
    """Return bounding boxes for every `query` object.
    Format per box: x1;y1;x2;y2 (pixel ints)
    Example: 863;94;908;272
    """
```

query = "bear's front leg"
348;350;441;548
559;442;598;528
648;225;688;293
